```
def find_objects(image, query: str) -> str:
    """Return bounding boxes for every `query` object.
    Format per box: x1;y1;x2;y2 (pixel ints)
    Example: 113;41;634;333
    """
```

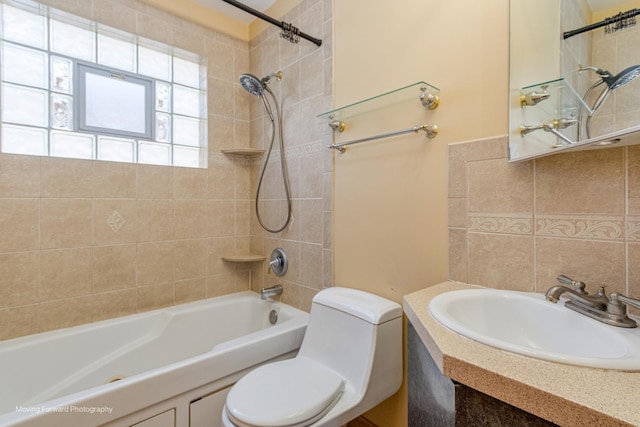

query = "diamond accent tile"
106;210;125;233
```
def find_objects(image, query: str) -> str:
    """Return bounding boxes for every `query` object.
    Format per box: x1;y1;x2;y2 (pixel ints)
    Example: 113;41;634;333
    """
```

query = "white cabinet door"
190;386;232;427
131;409;175;427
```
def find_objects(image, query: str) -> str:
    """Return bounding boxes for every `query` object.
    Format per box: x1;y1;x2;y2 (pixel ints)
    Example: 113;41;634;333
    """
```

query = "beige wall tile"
136;11;174;45
137;283;174;312
627;243;640;299
300;153;323;199
235;200;251;236
40;199;92;249
467;233;533;291
207;200;235;237
448;147;467;199
207;237;236;276
628;146;640;214
449;198;468;228
235;270;251;292
301;243;323;289
300;199;323;244
137;199;174;242
279;281;301;308
138;165;174;199
535;238;625;295
0;252;39;308
41;158;92;198
536;148;624;215
0;154;40;197
92;289;137;322
206;273;235;297
40;248;92;301
94;199;137;244
468;158;533;214
627;244;640;316
93;244;137;293
450;135;507;162
0;199;39;253
39;0;92;19
94;161;137;199
207;155;236;200
174;167;207;199
174;200;208;239
448;229;468;284
175;277;206;304
92;0;137;34
39;296;93;332
137;241;174;286
174;239;206;281
0;305;39;341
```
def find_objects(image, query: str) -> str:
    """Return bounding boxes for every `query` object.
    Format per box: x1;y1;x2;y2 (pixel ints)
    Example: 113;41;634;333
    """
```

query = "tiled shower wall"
0;0;256;340
449;135;640;302
245;0;334;311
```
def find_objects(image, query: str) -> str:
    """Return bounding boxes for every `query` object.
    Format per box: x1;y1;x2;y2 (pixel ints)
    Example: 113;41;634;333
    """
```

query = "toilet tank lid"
313;287;402;324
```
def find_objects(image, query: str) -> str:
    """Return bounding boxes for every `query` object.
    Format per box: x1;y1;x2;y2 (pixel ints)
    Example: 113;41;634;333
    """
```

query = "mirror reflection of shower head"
239;71;283;97
603;65;640;90
579;64;640;139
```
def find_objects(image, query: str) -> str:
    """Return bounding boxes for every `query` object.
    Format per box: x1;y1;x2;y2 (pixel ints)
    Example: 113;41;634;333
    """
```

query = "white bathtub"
0;292;308;427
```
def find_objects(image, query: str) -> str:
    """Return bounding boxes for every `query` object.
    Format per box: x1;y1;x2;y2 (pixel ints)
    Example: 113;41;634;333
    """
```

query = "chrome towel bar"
328;124;438;153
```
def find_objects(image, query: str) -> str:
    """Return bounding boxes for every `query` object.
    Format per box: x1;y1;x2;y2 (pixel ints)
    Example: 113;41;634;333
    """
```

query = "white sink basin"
429;289;640;370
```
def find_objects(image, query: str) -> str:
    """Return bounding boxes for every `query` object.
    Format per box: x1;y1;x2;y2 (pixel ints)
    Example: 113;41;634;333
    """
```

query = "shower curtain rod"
563;8;639;39
222;0;322;46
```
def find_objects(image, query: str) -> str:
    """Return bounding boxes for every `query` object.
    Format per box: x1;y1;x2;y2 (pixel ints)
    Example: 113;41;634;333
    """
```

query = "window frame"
76;62;154;140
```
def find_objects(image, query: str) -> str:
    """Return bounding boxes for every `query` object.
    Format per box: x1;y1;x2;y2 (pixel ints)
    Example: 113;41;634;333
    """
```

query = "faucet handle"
606;293;639;328
557;275;588;294
610;293;640;311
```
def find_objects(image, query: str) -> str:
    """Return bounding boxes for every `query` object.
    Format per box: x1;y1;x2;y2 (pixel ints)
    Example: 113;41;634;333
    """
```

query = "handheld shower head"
239;74;265;97
603;65;640;90
239;71;283;97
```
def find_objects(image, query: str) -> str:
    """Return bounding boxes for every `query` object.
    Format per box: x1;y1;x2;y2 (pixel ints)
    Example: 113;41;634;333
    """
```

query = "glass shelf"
521;78;592;117
318;81;440;123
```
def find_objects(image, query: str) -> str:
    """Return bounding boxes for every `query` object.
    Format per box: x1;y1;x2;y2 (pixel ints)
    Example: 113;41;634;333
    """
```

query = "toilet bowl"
221;287;403;427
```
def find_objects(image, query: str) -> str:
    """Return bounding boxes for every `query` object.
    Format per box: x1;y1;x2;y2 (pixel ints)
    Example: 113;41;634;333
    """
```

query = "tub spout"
261;284;283;300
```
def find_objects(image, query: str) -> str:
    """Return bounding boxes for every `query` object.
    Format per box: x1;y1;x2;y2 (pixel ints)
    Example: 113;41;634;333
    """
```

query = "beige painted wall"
333;0;509;424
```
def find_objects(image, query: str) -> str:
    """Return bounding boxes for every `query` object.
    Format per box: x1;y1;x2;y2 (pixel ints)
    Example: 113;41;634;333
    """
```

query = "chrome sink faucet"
545;275;640;328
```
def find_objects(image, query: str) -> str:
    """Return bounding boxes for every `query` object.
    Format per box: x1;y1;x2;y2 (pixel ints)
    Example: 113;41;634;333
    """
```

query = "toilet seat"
225;357;344;427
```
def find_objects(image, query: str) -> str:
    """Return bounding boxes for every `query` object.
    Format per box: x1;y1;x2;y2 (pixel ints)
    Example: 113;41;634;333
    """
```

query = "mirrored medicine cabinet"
509;0;640;162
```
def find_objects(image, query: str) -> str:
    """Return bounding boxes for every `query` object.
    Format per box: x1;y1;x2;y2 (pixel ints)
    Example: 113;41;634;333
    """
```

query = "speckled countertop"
403;281;640;427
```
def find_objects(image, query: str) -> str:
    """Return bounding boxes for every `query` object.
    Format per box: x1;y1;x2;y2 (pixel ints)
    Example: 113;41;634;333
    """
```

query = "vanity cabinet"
131;409;175;427
190;386;232;427
407;322;556;427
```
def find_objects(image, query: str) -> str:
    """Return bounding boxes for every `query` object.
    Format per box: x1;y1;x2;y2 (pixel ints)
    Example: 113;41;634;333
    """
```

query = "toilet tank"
298;288;403;397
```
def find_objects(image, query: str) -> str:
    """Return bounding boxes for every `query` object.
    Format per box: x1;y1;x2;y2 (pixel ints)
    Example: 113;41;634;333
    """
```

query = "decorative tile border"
469;214;532;235
627;218;640;242
536;216;624;241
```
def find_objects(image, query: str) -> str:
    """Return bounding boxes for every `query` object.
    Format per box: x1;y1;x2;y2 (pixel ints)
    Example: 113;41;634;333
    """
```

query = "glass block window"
0;0;207;168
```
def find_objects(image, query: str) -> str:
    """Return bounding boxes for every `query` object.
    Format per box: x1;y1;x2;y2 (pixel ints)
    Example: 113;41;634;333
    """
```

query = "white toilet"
221;287;403;427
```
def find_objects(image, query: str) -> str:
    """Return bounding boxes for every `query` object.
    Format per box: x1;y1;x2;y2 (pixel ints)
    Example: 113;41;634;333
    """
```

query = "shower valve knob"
269;248;288;277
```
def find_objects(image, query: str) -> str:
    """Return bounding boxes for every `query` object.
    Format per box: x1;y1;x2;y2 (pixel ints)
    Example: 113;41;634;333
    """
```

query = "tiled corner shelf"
221;254;266;263
221;148;266;156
